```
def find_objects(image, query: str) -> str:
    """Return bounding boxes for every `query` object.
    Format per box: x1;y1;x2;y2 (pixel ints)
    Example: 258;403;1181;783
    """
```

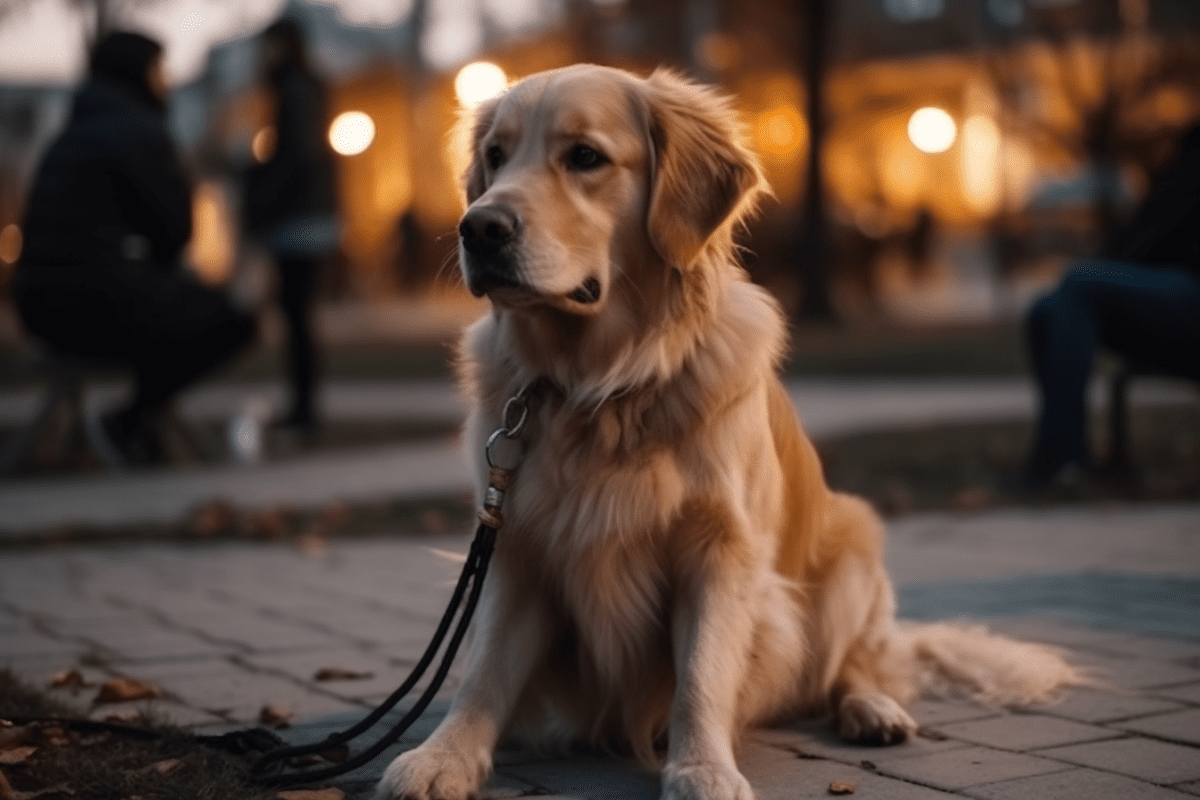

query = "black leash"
248;380;538;787
249;519;498;786
3;384;540;789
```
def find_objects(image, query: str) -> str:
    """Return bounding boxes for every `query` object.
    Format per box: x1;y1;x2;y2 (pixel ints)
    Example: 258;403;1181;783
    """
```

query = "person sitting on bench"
1024;124;1200;488
13;31;255;464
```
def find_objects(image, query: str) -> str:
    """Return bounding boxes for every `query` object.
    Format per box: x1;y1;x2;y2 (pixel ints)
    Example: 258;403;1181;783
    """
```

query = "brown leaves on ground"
273;788;345;800
259;704;294;729
0;749;35;767
149;758;181;775
189;499;239;537
828;780;857;795
93;678;161;704
46;671;89;693
312;667;373;682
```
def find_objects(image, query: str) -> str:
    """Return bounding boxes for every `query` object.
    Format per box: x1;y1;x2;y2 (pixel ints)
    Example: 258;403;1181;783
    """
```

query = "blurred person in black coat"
1025;125;1200;488
244;18;339;434
14;31;256;463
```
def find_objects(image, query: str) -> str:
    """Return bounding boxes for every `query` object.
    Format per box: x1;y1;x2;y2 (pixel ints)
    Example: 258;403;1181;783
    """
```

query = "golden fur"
377;65;1081;800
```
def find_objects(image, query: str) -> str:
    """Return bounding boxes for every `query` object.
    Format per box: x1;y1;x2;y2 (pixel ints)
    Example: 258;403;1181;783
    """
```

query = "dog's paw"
661;761;754;800
374;744;491;800
837;691;917;746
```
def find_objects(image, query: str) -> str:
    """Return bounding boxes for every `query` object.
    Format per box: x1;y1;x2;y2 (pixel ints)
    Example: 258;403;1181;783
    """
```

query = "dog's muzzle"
460;204;522;297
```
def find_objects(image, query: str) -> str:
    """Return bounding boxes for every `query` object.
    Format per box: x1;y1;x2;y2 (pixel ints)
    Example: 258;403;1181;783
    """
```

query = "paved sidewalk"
1;377;1195;532
2;504;1198;799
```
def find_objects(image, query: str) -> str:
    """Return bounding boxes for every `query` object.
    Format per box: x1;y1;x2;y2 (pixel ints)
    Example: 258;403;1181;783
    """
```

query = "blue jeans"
1025;260;1200;478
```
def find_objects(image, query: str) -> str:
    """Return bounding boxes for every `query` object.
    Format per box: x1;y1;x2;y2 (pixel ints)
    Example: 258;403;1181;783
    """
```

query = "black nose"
459;205;519;255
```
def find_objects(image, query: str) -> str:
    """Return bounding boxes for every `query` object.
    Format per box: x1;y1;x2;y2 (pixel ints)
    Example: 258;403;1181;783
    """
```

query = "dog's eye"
485;145;505;170
567;145;606;171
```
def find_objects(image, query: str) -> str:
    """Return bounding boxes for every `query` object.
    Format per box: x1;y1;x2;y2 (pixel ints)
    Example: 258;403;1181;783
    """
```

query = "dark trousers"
15;263;256;417
1025;260;1200;477
277;255;319;423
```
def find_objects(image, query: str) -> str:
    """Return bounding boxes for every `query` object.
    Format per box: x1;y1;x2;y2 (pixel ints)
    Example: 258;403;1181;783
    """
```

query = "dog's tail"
892;619;1090;706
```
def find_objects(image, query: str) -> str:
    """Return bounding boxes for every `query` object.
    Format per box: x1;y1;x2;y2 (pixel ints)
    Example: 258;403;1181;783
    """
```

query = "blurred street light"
455;61;507;108
251;126;275;163
908;106;957;153
329;110;376;156
0;223;21;265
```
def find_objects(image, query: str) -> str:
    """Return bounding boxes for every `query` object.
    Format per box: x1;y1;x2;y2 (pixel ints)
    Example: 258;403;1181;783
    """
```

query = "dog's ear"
643;69;767;270
460;96;502;205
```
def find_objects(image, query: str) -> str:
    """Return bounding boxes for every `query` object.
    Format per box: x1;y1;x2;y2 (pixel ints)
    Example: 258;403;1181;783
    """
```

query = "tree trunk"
798;0;835;321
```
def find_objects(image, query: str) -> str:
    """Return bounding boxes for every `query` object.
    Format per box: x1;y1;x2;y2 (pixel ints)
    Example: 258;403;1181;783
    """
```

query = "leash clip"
485;380;537;470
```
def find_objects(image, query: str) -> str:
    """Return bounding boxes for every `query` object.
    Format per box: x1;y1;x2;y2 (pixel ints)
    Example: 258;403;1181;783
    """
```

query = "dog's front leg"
375;568;549;800
661;516;760;800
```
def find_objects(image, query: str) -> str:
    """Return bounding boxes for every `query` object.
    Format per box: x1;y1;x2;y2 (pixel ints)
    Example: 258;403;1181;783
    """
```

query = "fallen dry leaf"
98;709;143;725
49;669;91;691
95;677;161;704
246;507;290;540
0;726;30;751
259;704;294;728
190;499;238;536
313;667;373;682
33;727;68;748
828;780;856;795
151;758;182;775
0;747;36;766
273;789;345;800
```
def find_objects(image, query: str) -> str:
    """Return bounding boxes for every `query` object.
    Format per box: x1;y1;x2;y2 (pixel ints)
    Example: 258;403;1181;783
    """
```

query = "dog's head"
457;65;766;318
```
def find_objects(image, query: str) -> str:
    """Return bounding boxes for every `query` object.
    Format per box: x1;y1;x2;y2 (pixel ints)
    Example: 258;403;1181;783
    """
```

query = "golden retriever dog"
377;64;1080;800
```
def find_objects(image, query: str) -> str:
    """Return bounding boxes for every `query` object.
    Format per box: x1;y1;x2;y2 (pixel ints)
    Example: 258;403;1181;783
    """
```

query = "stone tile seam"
225;653;375;710
749;734;985;795
1029;736;1200;788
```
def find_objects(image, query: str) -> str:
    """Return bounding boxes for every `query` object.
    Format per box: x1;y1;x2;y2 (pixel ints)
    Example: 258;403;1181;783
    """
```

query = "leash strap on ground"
249;521;498;786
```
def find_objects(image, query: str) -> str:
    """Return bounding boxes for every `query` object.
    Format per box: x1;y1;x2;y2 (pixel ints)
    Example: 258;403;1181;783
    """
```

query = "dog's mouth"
566;277;602;305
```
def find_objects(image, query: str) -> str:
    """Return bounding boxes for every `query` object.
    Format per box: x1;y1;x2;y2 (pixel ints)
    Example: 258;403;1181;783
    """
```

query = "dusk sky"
0;0;548;86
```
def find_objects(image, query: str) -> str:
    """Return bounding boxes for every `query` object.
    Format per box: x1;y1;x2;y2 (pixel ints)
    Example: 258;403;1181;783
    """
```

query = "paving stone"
1083;635;1200;664
877;745;1069;790
739;740;961;798
1038;737;1200;784
1118;708;1200;746
1070;651;1200;690
62;620;236;662
262;603;437;648
1155;682;1200;705
985;618;1132;650
1035;686;1187;724
963;767;1193;800
0;630;91;659
906;698;1002;727
500;755;661;800
242;648;408;701
751;721;970;765
118;657;363;722
177;612;348;653
933;713;1120;751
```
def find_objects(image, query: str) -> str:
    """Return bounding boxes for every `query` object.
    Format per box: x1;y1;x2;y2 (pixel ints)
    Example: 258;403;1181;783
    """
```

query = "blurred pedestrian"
244;18;339;434
1024;125;1200;488
13;31;256;464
